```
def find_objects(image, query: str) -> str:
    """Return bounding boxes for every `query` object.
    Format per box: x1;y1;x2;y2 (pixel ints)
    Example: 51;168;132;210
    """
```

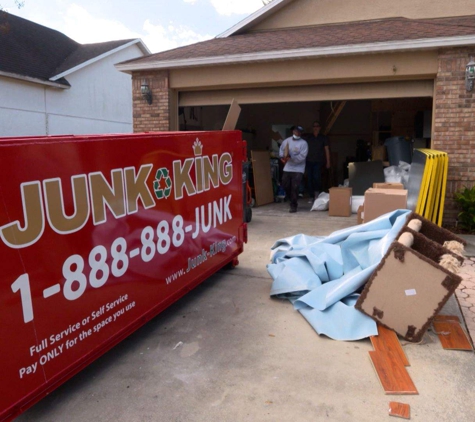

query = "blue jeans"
307;161;323;198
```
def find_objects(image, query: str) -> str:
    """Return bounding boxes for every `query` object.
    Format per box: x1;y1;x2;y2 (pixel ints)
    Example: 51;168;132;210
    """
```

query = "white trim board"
50;39;150;81
0;71;70;89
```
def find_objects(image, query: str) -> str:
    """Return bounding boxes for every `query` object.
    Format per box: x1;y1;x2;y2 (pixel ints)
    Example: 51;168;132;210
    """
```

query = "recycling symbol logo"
153;167;172;199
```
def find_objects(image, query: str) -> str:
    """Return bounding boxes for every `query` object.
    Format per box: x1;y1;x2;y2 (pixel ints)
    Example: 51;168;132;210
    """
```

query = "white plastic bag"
311;192;330;211
384;161;410;187
384;165;402;183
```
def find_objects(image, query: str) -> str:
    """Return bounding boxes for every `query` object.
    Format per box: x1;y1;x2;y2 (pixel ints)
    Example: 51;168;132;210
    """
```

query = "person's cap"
293;125;304;132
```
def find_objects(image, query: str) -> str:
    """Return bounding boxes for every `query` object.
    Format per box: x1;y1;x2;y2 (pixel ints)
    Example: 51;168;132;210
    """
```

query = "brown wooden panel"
389;401;411;419
222;99;241;130
251;150;274;206
370;324;410;367
433;320;473;350
368;351;418;395
433;314;460;323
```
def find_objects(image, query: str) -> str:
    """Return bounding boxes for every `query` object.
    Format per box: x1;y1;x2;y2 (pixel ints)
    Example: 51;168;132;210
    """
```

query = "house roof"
0;12;149;88
117;15;475;72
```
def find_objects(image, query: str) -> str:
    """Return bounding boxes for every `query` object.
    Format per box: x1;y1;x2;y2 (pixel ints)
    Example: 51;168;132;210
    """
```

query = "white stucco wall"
0;43;144;137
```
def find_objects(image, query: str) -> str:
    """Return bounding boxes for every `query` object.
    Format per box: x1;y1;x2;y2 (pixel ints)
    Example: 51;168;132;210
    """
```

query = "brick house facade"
433;48;475;222
132;71;170;132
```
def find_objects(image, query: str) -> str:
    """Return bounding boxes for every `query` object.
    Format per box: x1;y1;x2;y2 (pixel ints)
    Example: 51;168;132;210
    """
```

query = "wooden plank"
368;351;418;395
222;98;241;131
370;324;410;367
323;101;346;135
433;320;473;351
251;150;274;206
389;402;411;419
433;314;460;323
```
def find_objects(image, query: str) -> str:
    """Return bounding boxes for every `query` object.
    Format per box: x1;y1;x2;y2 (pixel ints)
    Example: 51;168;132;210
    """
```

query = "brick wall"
433;47;475;224
132;70;170;132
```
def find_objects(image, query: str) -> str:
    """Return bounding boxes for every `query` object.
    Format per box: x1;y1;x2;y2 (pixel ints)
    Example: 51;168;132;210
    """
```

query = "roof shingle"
0;12;135;85
124;15;475;66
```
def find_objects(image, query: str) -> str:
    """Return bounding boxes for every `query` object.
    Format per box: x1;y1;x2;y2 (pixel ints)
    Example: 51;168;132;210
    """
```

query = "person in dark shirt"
305;121;331;203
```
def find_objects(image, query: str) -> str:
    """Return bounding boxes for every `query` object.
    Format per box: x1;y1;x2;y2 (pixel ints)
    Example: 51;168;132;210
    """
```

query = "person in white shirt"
279;125;308;213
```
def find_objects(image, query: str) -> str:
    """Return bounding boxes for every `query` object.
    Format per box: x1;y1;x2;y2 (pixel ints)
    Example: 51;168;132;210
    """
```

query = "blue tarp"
267;209;411;341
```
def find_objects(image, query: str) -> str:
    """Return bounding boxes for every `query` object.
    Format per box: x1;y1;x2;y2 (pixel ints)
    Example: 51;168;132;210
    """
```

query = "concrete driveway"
18;202;475;421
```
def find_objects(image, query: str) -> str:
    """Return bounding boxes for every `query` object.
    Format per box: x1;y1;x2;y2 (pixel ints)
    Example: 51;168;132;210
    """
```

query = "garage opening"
180;97;432;186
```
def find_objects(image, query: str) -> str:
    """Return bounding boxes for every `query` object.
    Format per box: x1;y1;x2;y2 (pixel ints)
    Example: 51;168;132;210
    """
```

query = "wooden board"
323;100;346;135
433;320;473;351
222;98;241;131
433;314;460;323
370;324;410;366
251;150;275;206
389;402;411;419
368;351;418;395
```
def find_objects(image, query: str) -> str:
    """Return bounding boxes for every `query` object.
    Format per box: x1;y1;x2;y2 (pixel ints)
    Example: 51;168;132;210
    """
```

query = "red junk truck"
0;131;247;420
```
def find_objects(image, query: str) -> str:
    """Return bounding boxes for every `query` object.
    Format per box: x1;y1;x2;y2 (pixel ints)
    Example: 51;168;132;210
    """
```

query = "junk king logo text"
0;139;233;249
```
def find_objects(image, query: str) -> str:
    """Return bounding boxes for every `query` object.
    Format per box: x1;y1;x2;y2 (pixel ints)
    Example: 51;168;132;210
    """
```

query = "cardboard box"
363;188;407;222
372;182;404;190
357;205;364;224
329;187;352;217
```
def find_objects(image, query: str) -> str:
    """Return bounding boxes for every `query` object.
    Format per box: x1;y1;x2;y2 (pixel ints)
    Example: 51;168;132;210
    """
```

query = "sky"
2;0;269;53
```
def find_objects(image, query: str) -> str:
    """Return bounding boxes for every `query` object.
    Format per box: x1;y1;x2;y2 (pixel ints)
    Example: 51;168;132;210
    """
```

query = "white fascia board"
115;35;475;72
0;70;70;89
50;39;150;81
135;39;152;55
217;0;291;38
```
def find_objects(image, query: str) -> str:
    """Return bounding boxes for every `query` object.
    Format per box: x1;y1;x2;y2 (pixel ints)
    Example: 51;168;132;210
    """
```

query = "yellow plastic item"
415;149;448;226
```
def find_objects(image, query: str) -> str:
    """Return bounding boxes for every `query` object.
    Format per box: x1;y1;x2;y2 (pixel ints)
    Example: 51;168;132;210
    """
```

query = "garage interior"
179;96;433;194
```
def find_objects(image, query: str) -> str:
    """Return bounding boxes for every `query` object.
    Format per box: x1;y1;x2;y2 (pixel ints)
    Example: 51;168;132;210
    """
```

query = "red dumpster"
0;131;246;421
